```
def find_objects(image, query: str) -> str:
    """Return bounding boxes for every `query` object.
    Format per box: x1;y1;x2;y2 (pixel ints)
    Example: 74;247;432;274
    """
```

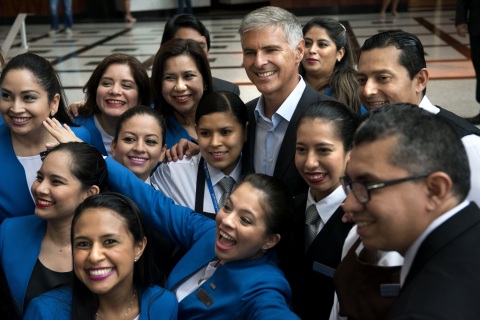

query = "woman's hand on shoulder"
44;117;83;145
165;138;200;162
67;100;85;118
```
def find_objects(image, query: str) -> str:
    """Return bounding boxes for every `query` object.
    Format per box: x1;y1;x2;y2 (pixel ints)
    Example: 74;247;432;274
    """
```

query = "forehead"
304;26;331;39
358;46;405;74
347;136;400;179
242;25;288;47
102;63;134;79
120;114;162;134
3;68;40;87
164;54;199;71
74;207;128;234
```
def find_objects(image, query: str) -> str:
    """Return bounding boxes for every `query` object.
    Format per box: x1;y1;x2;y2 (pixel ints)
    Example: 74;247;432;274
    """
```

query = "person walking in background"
456;0;480;124
124;0;137;23
48;0;73;36
177;0;192;14
380;0;400;17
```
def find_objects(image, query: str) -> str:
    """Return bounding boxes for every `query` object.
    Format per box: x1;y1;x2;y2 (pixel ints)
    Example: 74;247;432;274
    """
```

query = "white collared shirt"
419;96;480;204
94;114;113;157
151;154;242;213
253;77;306;176
400;200;469;286
305;185;346;235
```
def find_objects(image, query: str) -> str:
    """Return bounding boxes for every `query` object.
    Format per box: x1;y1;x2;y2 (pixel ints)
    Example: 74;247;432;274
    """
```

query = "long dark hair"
0;52;75;126
151;38;213;118
70;192;160;320
300;17;361;113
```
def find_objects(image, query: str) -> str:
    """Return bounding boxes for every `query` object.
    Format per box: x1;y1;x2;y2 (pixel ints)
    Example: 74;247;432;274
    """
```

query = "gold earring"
50;111;55;117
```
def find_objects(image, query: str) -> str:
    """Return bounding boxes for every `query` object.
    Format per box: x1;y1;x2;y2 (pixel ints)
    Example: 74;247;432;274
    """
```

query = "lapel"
403;202;480;288
245;99;259;174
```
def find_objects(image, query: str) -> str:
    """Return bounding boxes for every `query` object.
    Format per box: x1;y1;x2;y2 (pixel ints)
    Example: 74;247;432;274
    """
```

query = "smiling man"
238;6;334;196
357;30;480;205
341;104;480;319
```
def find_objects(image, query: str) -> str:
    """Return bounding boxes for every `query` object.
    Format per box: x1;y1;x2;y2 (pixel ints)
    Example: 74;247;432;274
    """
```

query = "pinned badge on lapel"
196;288;214;307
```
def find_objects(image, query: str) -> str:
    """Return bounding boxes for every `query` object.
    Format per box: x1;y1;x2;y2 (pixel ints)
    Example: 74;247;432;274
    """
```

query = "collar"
418;95;440;114
205;157;242;186
254;76;306;124
306;185;346;225
400;200;469;286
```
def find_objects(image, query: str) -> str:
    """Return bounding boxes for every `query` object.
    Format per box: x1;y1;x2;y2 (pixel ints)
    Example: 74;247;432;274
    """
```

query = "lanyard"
203;159;220;213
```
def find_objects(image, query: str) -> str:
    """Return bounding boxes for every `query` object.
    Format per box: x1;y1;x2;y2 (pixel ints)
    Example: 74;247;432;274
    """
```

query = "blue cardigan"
0;215;46;313
23;285;178;319
0;124;90;222
106;158;299;319
74;114;108;155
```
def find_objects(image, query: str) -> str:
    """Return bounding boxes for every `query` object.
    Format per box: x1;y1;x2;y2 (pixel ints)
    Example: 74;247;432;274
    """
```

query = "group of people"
1;4;480;320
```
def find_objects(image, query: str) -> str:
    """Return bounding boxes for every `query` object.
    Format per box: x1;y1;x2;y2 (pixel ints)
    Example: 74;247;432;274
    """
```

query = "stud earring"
134;258;138;263
50;111;55;117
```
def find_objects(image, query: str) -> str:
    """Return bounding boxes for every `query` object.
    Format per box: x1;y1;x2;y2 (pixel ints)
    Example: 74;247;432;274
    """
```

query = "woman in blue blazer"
0;143;106;314
24;193;177;319
0;52;90;222
106;157;300;319
75;53;151;156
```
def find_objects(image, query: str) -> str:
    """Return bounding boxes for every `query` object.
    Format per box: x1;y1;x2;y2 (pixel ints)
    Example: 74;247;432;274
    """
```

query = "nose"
362;78;377;97
88;242;105;263
132;140;146;153
254;51;267;68
219;210;235;229
109;83;121;95
341;190;364;214
174;79;187;91
308;43;318;54
211;132;222;147
305;150;318;169
9;99;25;114
33;179;49;197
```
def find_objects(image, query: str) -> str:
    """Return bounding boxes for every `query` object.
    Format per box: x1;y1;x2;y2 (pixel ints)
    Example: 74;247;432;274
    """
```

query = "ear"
82;185;100;201
295;39;305;65
336;47;345;62
263;233;281;251
134;236;147;260
344;150;351;163
49;93;60;116
159;144;167;162
424;171;453;212
414;68;429;95
110;140;117;158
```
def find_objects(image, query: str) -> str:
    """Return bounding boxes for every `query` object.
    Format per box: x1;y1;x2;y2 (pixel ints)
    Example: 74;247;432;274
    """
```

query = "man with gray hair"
239;6;333;196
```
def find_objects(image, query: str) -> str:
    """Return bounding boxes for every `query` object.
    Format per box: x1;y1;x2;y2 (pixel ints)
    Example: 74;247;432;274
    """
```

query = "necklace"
95;290;137;320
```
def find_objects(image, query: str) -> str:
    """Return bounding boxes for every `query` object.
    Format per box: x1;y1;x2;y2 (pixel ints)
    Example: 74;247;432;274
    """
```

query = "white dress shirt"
253;77;306;176
151;154;242;214
305;186;346;236
419;96;480;205
94;114;113;157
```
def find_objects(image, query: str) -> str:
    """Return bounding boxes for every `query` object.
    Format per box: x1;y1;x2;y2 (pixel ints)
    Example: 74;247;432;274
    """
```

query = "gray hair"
238;6;303;52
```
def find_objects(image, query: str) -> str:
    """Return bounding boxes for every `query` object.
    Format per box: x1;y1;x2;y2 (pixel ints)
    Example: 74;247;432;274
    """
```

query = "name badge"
196;288;214;307
312;261;335;278
380;283;400;297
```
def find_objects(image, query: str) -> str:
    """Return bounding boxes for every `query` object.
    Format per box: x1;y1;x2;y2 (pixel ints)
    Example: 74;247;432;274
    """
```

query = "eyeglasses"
340;174;429;204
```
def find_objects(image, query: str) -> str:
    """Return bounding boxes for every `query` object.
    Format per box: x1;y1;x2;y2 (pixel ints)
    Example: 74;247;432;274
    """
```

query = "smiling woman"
75;53;152;156
106;154;300;319
151;38;213;148
0;53;91;222
0;142;106;315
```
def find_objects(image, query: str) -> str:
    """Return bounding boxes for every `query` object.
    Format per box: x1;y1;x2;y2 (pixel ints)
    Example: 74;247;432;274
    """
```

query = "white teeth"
308;173;327;179
12;117;30;123
174;95;189;101
220;230;234;241
368;102;386;107
38;199;54;205
258;71;275;77
106;100;124;104
357;221;372;227
211;152;226;156
89;268;113;276
130;157;147;162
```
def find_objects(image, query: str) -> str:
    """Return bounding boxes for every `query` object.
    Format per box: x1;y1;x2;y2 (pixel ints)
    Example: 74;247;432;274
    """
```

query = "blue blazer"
75;115;108;155
23;285;178;319
0;123;90;222
0;215;46;313
165;113;192;148
106;158;299;319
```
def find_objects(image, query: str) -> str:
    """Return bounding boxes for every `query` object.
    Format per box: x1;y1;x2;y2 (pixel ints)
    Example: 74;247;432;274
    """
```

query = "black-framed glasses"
340;174;430;204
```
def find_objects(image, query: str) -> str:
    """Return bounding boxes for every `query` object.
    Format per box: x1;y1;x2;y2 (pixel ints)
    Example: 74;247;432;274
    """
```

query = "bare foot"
125;14;137;23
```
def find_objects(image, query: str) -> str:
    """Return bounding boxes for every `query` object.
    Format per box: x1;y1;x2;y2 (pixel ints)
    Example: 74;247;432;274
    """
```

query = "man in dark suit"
456;0;480;124
161;14;240;95
238;6;333;196
342;104;480;319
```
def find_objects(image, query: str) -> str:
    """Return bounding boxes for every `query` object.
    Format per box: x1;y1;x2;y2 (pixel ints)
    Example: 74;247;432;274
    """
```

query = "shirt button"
268;158;273;163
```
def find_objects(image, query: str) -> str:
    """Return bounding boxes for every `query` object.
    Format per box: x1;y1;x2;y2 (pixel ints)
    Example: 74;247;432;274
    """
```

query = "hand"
456;23;468;37
165;138;200;162
342;212;354;223
67;100;86;118
44;118;83;143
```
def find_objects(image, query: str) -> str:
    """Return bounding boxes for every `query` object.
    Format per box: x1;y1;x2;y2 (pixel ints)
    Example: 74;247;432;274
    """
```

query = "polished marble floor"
1;7;479;117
